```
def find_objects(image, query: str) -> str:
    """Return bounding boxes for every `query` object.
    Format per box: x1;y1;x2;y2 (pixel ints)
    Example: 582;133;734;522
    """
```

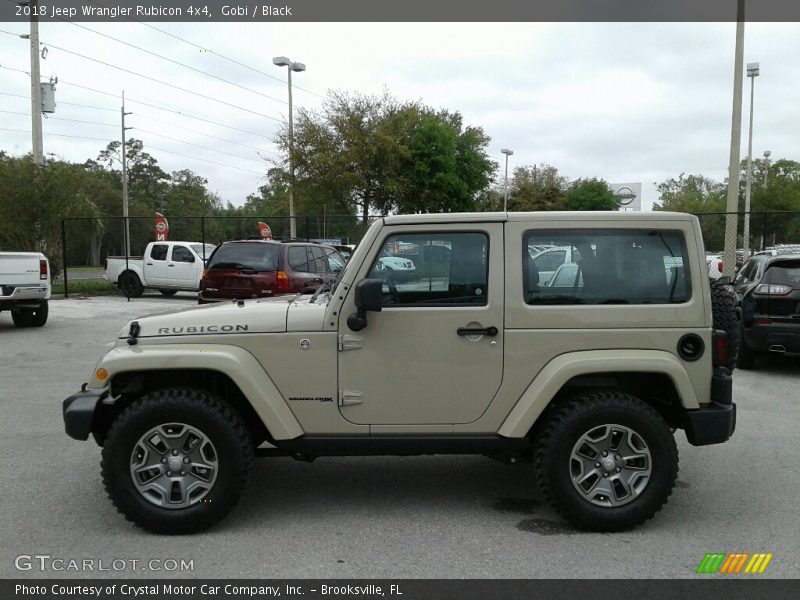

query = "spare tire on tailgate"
709;279;739;371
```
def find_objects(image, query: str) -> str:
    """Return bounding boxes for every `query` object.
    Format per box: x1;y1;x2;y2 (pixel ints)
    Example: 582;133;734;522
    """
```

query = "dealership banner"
257;222;272;240
154;212;169;241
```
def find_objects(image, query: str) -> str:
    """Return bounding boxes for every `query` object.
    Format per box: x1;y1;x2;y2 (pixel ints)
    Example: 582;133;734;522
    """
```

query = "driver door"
337;225;504;428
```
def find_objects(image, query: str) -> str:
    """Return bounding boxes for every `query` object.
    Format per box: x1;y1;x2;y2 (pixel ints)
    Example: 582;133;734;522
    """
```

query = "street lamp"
763;150;772;188
273;56;306;239
501;148;513;212
742;61;760;261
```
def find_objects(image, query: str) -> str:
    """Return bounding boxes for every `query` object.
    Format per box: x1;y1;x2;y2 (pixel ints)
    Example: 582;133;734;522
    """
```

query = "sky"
1;21;799;211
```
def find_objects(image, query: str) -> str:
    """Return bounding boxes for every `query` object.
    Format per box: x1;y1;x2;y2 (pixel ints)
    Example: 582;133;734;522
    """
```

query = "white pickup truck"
0;251;51;327
104;241;215;298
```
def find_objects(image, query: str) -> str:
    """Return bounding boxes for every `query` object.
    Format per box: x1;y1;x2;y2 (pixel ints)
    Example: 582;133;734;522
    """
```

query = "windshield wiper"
310;282;332;304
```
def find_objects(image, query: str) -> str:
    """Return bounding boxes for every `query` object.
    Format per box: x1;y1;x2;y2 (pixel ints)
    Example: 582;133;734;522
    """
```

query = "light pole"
273;56;305;240
763;150;771;188
501;148;513;212
743;61;759;261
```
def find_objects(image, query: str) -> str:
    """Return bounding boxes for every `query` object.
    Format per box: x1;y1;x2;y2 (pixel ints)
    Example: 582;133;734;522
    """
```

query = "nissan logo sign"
615;186;637;206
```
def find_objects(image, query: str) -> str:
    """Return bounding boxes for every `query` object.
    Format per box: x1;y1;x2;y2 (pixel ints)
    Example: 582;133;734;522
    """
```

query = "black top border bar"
1;0;799;23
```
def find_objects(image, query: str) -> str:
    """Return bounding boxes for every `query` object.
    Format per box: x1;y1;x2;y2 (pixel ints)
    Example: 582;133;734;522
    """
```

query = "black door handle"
457;326;498;337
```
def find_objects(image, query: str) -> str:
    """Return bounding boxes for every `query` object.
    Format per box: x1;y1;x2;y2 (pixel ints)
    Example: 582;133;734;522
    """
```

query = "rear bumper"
744;322;800;353
63;387;108;441
684;368;735;446
0;285;50;307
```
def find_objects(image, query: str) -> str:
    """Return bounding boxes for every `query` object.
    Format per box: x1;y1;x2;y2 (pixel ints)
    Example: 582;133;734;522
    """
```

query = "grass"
52;280;118;297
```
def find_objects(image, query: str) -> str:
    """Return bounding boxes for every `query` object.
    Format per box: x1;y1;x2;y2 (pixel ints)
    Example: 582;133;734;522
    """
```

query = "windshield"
207;243;282;271
191;244;216;260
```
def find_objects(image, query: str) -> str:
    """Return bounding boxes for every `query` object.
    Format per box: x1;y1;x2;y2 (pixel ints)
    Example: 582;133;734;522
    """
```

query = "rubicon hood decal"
118;299;291;339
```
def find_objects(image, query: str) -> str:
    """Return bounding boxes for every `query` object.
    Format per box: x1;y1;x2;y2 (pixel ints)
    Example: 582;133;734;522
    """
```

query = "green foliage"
281;91;496;222
564;178;620;211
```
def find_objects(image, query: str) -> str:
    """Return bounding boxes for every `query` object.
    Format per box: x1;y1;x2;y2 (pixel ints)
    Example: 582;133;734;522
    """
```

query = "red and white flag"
154;212;169;241
257;221;272;240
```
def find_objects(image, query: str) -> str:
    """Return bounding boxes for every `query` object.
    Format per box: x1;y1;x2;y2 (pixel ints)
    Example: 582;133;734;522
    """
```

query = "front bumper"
63;386;108;441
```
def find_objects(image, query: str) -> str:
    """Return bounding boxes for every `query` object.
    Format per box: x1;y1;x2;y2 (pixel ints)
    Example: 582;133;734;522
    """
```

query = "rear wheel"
534;391;678;532
119;271;144;298
101;388;253;534
11;302;46;327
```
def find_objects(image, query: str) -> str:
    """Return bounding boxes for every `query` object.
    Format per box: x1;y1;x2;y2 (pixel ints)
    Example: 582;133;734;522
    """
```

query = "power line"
143;143;264;176
1;127;266;175
0;91;29;100
1;32;284;122
65;21;288;106
57;79;275;140
134;127;264;163
0;127;112;143
82;0;322;98
59;100;118;112
132;113;272;155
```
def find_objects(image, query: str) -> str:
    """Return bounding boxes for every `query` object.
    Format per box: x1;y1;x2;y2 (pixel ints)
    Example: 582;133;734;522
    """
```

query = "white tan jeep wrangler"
63;212;736;534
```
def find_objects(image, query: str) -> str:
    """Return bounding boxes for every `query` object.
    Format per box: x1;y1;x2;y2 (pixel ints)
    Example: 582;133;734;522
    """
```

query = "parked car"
0;251;50;327
104;241;216;298
734;253;800;368
199;240;345;303
528;246;574;286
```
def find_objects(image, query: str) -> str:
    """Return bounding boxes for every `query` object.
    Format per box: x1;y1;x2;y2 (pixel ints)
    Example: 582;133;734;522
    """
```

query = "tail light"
712;330;728;367
39;259;48;280
104;258;108;271
717;260;724;273
276;270;289;293
753;283;792;296
201;269;208;280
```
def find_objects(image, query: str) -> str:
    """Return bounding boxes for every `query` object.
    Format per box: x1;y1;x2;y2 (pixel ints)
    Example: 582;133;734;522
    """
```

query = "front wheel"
534;391;678;532
101;388;253;534
159;289;178;297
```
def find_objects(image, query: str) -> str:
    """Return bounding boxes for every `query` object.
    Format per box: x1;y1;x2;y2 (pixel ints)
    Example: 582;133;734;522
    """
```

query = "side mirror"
347;278;383;331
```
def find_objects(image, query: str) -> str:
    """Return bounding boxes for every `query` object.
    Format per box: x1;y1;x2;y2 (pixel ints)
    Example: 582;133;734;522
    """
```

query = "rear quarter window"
523;229;692;305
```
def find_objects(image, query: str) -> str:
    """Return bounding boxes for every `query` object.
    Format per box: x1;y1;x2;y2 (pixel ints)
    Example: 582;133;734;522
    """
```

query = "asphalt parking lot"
1;293;798;579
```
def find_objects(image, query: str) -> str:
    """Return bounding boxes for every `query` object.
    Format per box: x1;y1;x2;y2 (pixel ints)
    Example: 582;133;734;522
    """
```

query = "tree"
279;90;495;222
564;178;620;211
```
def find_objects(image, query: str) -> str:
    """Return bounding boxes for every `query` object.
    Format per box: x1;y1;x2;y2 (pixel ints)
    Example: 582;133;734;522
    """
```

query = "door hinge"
339;390;363;407
338;334;363;351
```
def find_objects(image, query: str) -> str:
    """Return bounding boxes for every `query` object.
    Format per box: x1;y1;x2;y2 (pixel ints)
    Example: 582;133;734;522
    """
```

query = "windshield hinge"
339;390;363;407
337;334;363;352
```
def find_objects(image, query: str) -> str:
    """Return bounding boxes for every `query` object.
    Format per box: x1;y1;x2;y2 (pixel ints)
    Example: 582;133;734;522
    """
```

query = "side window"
310;246;328;273
368;232;488;306
523;229;692;305
735;259;758;284
150;244;168;261
287;246;311;272
171;245;195;263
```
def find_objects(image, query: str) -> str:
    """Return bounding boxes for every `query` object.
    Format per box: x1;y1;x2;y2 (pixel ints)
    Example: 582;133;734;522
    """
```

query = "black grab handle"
457;326;498;337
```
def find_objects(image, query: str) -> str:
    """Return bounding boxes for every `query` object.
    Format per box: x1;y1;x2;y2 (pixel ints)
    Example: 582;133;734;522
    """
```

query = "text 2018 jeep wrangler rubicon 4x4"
63;212;737;534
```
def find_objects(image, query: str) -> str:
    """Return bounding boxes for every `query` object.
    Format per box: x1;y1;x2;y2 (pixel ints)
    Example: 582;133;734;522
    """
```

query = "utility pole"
121;91;132;256
742;62;760;261
28;0;43;164
722;0;745;279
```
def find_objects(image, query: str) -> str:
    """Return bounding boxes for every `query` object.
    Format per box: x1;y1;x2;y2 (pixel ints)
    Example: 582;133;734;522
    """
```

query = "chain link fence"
59;211;800;296
59;214;380;297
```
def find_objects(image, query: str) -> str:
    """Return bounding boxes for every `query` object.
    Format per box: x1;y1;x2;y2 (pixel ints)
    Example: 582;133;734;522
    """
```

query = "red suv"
199;240;346;303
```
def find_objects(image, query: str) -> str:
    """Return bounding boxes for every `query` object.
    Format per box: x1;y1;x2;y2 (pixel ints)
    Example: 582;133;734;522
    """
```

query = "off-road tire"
737;323;758;369
101;388;253;534
119;271;144;298
710;280;739;370
534;391;678;532
159;289;178;297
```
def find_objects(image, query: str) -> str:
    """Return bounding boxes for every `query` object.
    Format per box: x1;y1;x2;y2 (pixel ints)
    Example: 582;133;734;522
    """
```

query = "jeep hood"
117;297;293;340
